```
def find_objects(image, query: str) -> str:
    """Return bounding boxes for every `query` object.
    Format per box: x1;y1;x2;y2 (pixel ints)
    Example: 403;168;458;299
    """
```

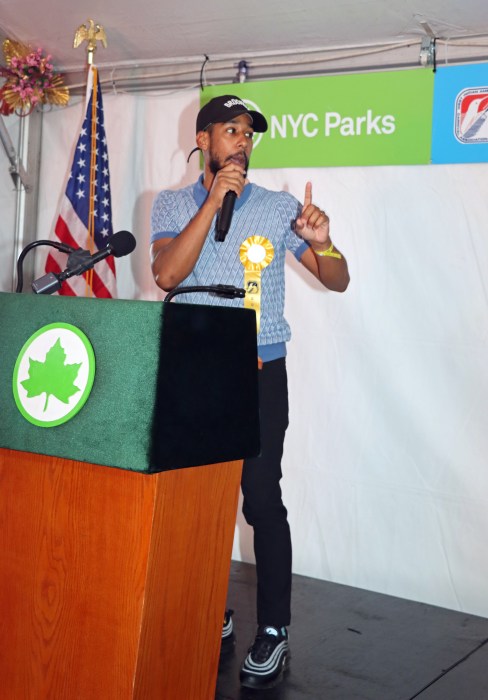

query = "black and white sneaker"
221;609;235;654
222;609;234;640
240;625;289;689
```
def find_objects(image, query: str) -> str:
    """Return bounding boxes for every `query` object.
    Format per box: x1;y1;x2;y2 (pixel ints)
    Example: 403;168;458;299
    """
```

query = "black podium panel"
150;302;260;471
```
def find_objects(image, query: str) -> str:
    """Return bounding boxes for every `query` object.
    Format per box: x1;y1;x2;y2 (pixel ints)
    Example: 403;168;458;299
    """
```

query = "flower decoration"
0;39;69;116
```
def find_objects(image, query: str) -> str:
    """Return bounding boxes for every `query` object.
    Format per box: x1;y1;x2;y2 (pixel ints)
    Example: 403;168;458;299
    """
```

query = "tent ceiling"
1;0;487;91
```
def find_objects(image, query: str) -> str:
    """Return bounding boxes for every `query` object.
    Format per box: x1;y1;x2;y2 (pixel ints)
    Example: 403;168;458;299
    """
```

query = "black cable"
407;637;488;699
200;55;209;90
15;240;76;293
187;146;200;163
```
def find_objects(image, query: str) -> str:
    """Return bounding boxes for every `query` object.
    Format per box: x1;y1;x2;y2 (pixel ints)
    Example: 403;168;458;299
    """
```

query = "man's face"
205;114;254;175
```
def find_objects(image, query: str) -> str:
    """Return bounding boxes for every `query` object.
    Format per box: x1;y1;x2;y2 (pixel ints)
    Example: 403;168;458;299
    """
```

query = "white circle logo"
12;323;96;428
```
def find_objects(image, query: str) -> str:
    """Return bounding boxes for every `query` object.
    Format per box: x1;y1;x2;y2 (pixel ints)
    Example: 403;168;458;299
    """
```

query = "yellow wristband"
313;242;342;259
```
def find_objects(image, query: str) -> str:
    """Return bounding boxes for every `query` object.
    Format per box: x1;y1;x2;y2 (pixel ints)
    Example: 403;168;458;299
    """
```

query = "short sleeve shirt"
151;177;309;359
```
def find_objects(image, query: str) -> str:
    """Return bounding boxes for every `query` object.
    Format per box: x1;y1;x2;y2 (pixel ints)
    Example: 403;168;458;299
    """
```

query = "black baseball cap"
196;95;268;133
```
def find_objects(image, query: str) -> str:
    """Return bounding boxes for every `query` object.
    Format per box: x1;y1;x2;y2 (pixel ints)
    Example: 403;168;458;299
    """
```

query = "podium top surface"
0;293;260;473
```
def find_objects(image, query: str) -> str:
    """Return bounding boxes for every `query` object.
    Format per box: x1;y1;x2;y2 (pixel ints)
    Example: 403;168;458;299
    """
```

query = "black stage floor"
216;562;488;700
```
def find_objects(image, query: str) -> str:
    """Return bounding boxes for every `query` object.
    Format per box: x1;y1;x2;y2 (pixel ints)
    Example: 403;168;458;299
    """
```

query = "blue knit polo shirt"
151;177;309;361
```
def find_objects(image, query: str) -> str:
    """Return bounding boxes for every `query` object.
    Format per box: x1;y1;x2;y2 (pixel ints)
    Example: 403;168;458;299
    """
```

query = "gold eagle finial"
73;19;107;64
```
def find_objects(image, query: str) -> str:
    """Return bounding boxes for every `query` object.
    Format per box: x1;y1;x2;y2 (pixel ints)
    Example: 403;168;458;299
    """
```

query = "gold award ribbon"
239;236;275;333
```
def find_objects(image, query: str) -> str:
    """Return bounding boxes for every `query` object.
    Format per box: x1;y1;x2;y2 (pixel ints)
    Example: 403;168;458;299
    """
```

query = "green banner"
201;70;434;168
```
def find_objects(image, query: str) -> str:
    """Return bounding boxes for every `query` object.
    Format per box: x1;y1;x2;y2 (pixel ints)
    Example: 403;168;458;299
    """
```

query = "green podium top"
0;292;260;473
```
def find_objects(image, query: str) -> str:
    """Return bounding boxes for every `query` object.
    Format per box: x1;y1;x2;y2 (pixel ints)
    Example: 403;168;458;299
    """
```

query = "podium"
0;292;260;699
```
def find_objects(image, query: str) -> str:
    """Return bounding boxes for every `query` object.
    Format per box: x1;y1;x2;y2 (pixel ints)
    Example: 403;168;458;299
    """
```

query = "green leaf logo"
13;323;95;428
21;338;81;412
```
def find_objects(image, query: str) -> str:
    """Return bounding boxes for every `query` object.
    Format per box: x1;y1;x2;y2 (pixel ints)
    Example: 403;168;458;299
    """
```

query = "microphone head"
109;230;137;257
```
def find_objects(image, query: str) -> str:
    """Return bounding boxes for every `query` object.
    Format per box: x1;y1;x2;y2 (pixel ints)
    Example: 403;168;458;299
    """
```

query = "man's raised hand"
295;181;330;246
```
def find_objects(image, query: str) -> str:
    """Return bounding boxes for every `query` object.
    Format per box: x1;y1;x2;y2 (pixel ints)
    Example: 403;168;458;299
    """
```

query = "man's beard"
209;151;250;176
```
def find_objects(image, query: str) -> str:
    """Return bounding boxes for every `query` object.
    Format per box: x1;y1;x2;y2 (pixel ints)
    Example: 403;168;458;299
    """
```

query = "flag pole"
45;19;115;298
73;20;108;296
86;66;97;294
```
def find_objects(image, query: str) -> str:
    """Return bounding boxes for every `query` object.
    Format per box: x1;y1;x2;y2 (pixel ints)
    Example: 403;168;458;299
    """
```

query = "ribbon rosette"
239;235;275;333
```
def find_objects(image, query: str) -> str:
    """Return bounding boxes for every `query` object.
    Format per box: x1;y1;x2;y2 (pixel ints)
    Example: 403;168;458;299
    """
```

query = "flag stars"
63;84;114;257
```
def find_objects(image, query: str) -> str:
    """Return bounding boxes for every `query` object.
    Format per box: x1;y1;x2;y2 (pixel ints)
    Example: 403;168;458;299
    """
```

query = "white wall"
34;88;488;618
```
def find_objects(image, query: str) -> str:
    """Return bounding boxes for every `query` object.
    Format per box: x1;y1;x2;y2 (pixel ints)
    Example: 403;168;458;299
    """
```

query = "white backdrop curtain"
0;115;20;292
34;87;488;618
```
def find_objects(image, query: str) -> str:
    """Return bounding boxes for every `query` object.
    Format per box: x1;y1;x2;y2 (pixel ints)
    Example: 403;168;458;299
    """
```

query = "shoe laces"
249;626;286;662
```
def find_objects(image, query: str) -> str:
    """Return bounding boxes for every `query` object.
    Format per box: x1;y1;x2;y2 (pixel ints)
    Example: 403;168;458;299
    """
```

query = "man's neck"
202;169;215;192
202;169;250;192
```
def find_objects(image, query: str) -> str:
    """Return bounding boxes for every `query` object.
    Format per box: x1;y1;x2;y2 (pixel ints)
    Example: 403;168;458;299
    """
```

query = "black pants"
241;357;292;627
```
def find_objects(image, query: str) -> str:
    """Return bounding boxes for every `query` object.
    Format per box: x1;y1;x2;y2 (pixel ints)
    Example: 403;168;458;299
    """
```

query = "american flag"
45;66;116;297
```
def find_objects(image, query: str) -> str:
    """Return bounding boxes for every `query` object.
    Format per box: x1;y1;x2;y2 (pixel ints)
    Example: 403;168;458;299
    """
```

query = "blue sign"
432;64;488;163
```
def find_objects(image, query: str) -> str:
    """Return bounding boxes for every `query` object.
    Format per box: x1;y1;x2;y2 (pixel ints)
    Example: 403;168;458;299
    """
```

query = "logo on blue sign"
454;88;488;144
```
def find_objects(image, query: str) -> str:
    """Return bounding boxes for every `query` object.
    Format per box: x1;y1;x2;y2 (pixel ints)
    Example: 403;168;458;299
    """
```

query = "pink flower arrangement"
0;40;69;116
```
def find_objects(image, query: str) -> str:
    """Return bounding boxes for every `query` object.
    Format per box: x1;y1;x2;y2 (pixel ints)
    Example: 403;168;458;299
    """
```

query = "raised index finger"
303;181;312;208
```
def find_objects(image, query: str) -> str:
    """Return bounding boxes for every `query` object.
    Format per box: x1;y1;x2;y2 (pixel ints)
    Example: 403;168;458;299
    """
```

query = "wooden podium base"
0;448;242;699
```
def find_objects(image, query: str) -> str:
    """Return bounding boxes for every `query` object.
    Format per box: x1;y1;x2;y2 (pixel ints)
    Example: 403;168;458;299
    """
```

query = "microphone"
31;230;136;295
164;284;246;302
215;190;237;242
65;230;136;275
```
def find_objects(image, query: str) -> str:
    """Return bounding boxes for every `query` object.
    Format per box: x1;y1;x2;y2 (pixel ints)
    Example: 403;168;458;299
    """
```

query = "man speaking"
150;94;349;690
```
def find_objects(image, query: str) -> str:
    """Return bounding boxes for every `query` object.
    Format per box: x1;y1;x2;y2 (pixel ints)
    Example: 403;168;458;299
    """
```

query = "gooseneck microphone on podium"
30;230;136;295
215;190;237;242
164;284;245;303
15;239;76;293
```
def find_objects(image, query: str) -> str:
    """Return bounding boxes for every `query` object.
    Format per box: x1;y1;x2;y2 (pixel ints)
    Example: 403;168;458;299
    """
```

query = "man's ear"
196;130;209;152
